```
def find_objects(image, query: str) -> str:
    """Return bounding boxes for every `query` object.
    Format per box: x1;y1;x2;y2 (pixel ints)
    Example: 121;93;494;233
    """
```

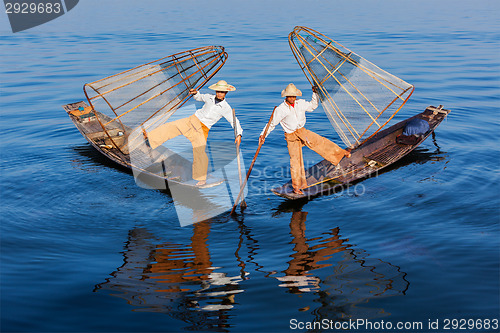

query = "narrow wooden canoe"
63;101;223;189
271;105;450;200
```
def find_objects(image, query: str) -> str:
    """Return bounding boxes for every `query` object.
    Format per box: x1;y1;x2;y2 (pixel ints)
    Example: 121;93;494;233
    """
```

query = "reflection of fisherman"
143;80;243;186
277;211;320;293
276;211;346;293
95;222;245;315
259;84;350;194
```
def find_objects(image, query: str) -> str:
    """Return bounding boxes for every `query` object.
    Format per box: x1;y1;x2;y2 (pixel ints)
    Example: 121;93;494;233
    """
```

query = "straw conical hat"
281;83;302;97
209;80;236;92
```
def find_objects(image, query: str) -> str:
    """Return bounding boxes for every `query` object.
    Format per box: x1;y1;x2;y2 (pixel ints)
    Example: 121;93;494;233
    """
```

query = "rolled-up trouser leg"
299;128;347;166
147;115;208;181
285;132;307;190
184;116;208;181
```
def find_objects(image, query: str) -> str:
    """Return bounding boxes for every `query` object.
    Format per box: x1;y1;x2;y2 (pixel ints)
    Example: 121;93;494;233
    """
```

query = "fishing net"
289;27;414;148
83;46;228;154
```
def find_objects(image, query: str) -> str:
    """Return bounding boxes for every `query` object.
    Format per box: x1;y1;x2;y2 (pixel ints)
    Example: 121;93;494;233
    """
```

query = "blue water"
1;1;499;332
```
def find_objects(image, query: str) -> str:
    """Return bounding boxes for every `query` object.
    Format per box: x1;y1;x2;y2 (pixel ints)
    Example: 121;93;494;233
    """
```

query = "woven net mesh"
83;46;227;152
289;27;414;148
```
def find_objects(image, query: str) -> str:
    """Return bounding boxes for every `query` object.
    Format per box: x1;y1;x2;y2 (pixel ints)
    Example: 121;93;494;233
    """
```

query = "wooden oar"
230;106;277;215
232;108;247;210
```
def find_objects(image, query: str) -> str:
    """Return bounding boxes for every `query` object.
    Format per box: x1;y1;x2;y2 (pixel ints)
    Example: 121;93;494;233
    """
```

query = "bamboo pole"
230;107;277;215
232;108;246;210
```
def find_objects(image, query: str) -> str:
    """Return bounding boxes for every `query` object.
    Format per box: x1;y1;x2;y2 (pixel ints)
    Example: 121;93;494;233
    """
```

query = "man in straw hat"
259;83;350;195
144;80;243;186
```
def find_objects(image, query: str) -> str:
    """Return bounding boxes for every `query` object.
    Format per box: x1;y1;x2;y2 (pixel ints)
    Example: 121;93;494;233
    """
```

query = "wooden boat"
270;27;450;200
63;46;228;188
271;105;450;200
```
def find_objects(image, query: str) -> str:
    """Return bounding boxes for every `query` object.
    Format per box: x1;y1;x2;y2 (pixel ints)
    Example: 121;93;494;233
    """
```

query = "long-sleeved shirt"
261;93;319;137
193;92;243;137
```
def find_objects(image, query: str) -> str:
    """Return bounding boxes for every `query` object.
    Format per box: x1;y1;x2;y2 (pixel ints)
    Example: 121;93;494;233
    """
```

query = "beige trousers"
148;115;210;181
285;127;347;190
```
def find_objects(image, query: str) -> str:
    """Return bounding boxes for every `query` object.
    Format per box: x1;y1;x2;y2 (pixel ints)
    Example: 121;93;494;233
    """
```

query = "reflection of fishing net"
289;27;414;148
83;46;227;154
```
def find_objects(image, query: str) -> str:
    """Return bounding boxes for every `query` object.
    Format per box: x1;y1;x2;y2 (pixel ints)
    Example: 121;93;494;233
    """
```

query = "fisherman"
259;83;350;195
143;80;243;186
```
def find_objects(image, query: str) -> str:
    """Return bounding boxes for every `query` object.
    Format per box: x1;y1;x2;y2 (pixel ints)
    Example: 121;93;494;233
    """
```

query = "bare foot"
293;189;304;195
196;180;206;186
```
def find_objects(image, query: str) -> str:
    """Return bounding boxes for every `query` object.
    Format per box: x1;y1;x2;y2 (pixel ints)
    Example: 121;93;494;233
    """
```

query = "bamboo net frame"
289;27;414;148
83;46;228;154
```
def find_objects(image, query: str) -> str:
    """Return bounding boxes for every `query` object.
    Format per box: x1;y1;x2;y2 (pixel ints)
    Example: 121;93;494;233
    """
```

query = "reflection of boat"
272;27;450;200
63;46;228;188
95;211;409;324
94;225;246;329
273;211;409;319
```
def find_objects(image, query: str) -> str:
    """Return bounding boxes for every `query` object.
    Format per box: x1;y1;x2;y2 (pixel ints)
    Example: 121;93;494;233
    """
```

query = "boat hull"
271;106;450;200
63;101;219;189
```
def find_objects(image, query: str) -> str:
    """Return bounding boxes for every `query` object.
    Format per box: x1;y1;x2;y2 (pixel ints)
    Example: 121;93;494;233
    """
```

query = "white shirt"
261;93;319;137
193;92;243;137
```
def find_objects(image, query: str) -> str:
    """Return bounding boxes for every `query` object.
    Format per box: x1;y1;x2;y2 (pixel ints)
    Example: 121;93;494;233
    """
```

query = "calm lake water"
1;1;499;332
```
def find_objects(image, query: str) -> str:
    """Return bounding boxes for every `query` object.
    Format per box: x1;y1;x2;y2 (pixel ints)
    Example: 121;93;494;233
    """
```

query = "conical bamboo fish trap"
289;26;414;148
83;46;228;155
